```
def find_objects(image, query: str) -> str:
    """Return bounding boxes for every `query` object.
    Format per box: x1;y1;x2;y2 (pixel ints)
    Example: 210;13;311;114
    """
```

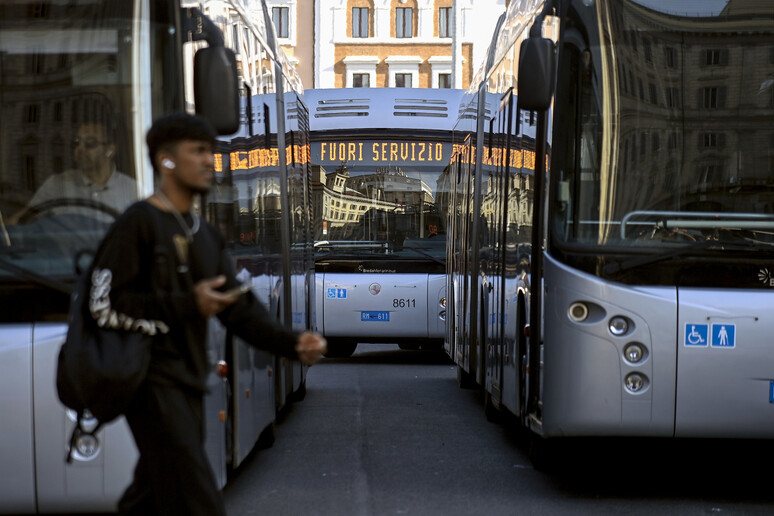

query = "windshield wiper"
0;256;72;294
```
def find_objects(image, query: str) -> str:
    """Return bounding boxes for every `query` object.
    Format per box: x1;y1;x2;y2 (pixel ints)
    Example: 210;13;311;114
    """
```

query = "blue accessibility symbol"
327;288;347;299
711;324;735;348
685;324;708;347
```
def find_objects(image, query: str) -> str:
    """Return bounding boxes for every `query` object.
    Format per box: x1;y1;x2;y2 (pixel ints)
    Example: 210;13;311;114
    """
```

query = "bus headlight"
440;297;446;308
439;309;446;321
609;316;629;336
624;373;647;393
623;343;645;363
568;302;588;322
70;427;100;461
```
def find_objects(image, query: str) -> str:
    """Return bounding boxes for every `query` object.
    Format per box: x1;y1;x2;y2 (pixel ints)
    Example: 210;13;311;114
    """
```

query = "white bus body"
307;87;463;357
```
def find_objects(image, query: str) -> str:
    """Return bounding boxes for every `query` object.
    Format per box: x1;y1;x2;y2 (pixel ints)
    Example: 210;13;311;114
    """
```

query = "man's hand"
194;275;238;317
295;331;327;365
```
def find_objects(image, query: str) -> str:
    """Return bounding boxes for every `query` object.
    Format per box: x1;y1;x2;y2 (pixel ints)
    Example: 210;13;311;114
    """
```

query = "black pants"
118;381;226;516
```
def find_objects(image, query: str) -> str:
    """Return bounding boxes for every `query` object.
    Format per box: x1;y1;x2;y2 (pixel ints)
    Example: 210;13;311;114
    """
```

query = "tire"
257;421;276;449
457;364;477;389
288;378;307;403
484;390;503;423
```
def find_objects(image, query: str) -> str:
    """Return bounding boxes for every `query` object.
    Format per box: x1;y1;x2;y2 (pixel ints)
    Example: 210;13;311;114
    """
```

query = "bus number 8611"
393;298;416;308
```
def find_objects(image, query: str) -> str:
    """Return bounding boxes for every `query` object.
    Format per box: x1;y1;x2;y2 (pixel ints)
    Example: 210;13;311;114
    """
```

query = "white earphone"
162;158;176;169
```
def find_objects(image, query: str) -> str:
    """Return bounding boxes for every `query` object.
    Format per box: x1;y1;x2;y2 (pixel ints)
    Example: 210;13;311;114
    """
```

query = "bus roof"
305;87;464;133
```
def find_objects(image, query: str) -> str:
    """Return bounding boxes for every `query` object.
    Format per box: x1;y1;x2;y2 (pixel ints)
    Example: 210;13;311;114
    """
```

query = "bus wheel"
323;339;357;358
457;365;476;389
288;379;307;402
484;390;503;424
257;421;276;449
528;434;559;472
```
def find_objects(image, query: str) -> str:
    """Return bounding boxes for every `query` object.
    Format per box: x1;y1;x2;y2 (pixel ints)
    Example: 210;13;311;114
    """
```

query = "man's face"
170;140;215;194
73;123;114;176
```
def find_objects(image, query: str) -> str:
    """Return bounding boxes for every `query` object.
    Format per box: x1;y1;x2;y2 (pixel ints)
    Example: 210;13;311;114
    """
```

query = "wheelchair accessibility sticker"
327;288;347;299
684;323;736;348
685;324;708;346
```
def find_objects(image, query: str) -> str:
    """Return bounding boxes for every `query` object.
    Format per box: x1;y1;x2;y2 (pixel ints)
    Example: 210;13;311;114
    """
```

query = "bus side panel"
322;273;429;338
541;256;677;437
315;272;325;335
231;338;274;468
0;325;36;513
204;319;229;488
33;325;135;513
676;289;774;438
427;274;446;339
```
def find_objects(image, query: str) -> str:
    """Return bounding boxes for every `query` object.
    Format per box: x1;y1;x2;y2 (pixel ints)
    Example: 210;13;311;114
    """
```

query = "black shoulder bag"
56;203;179;463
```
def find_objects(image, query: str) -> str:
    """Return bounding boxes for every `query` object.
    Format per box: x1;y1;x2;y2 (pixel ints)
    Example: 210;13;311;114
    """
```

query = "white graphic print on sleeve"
89;268;170;335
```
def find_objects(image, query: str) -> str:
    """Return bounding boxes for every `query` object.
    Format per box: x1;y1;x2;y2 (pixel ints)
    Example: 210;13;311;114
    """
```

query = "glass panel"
0;2;143;293
396;7;413;38
311;138;451;260
439;7;451;38
552;0;774;251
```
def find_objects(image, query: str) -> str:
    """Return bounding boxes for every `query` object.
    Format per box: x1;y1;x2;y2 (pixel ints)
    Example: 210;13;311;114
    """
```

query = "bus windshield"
552;0;774;252
0;2;145;289
312;138;449;261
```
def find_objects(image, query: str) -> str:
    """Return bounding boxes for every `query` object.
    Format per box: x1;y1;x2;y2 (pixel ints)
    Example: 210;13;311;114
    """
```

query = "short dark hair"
146;113;216;175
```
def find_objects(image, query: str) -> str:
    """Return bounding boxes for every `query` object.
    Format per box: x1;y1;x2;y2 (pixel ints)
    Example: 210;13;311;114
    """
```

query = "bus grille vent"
313;98;370;118
393;98;449;118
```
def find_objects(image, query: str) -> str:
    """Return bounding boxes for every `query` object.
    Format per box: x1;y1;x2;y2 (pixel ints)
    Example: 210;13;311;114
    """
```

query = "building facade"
265;0;505;89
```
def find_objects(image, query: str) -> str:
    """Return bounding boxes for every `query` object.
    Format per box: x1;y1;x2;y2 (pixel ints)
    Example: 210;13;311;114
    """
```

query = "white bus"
0;0;312;512
306;87;464;357
447;0;774;453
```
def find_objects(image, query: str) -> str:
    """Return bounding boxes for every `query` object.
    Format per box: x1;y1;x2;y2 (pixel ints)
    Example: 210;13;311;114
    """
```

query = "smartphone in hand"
223;283;251;297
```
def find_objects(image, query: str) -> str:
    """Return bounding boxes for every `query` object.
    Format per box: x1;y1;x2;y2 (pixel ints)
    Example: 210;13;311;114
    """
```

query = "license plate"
361;311;390;322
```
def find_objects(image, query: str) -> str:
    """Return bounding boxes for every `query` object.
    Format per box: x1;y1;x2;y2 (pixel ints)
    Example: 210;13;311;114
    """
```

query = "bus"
0;0;312;512
447;0;774;448
307;87;463;357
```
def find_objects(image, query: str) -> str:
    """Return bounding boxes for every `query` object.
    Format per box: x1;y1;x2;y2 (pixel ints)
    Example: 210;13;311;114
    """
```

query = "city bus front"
542;0;774;438
0;1;236;512
312;136;450;357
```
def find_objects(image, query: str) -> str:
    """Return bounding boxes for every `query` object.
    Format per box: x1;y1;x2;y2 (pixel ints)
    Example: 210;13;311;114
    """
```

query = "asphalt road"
223;344;774;516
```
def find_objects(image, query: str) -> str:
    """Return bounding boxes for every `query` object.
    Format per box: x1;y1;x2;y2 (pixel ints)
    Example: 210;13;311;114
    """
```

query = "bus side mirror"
517;37;555;111
194;46;240;135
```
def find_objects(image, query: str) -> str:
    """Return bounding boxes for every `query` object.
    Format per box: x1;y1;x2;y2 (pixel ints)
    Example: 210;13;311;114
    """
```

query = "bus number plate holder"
361;311;390;322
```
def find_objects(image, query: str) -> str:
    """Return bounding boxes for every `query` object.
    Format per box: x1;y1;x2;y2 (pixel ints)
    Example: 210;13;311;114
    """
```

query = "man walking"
86;112;326;515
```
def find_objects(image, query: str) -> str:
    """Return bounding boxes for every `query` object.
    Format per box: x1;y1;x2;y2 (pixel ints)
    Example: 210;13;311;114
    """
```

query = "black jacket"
88;200;299;393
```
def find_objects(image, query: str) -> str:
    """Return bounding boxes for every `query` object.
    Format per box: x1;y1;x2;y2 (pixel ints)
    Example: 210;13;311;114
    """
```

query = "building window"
439;7;451;38
272;7;289;38
703;87;721;109
353;73;370;87
395;73;412;87
648;83;658;105
232;24;240;49
439;73;451;88
702;132;724;149
664;47;677;68
705;49;725;66
353;7;369;38
666;87;680;108
53;101;63;123
25;104;39;125
396;7;413;38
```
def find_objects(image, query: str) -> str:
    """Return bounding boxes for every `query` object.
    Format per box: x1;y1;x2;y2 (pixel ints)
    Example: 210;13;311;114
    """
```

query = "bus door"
676;289;774;437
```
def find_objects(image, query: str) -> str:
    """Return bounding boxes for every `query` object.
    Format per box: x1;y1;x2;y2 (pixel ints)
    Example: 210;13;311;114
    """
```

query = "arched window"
435;0;452;38
349;0;373;38
392;0;417;38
